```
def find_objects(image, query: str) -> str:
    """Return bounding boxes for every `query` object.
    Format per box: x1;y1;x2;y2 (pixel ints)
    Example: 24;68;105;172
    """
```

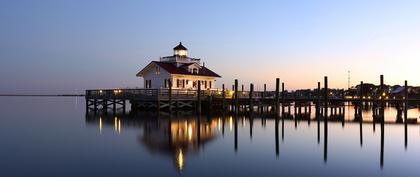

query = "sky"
1;0;420;94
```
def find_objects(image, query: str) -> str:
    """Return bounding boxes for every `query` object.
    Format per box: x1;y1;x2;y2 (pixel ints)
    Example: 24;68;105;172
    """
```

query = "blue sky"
1;0;420;93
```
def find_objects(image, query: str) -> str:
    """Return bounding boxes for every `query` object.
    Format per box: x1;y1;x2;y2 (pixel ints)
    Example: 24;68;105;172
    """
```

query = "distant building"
136;42;221;90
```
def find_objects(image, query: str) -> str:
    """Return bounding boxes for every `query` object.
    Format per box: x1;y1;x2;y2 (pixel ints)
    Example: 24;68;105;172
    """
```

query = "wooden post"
275;78;280;116
317;82;321;119
197;80;201;114
207;94;212;113
222;84;226;111
231;84;235;111
263;84;267;113
281;82;285;115
380;75;384;122
94;99;97;110
404;80;408;123
241;84;244;110
122;100;126;114
324;76;328;120
235;79;239;115
157;89;161;112
249;83;254;113
317;82;320;144
359;81;363;118
404;80;408;148
103;99;107;114
323;76;328;162
112;99;116;114
169;79;172;113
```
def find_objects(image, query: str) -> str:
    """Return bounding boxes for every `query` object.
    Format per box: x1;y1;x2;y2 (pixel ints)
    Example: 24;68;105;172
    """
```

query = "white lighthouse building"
136;43;221;90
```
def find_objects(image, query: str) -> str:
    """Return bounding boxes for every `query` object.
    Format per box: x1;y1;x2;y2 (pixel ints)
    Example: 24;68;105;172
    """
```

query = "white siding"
139;63;218;90
141;64;171;89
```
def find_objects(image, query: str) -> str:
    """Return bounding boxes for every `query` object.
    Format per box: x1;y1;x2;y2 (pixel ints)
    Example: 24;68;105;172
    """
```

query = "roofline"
171;73;222;78
136;61;222;78
136;62;156;77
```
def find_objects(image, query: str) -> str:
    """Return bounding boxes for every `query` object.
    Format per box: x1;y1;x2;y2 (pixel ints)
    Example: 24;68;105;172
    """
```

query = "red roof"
153;61;221;77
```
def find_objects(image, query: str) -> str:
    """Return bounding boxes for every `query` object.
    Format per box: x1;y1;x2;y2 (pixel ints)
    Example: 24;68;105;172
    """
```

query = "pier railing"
85;88;343;101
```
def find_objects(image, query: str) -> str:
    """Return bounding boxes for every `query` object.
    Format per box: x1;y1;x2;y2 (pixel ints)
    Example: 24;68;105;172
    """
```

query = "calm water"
1;97;420;177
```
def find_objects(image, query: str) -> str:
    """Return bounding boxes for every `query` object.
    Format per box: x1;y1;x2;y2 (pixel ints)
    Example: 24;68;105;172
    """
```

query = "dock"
86;75;420;124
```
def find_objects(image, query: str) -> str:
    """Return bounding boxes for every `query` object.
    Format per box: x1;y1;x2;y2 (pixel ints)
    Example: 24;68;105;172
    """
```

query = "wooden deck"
85;76;420;124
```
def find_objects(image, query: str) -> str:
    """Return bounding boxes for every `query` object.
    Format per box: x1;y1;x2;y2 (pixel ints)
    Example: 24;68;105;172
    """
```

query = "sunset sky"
1;0;420;94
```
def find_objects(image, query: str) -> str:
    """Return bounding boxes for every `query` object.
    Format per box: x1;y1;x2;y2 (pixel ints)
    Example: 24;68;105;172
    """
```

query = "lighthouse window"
145;80;151;88
209;81;212;88
155;66;160;75
164;79;171;88
193;68;198;74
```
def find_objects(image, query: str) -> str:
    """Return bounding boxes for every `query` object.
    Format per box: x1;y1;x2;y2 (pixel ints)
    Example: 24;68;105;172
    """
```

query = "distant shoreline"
0;94;85;97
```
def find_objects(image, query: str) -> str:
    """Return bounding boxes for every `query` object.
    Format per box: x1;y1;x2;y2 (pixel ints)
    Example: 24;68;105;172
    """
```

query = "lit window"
155;67;160;75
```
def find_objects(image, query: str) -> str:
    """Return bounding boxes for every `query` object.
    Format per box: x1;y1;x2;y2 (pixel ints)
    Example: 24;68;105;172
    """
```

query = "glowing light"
118;119;121;134
176;149;184;172
114;117;117;132
382;92;386;96
99;117;102;134
362;96;366;99
99;90;103;94
218;118;221;130
188;124;193;140
229;117;233;131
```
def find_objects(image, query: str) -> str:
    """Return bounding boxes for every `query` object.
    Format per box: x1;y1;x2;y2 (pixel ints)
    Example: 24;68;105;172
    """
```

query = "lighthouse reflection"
140;116;219;173
86;112;220;173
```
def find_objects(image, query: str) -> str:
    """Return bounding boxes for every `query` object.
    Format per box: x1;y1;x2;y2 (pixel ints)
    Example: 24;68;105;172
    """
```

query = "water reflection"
85;105;419;173
87;113;220;173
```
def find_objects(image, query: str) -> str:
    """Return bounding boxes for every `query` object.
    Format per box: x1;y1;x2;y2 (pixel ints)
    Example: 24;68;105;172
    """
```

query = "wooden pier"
85;75;420;123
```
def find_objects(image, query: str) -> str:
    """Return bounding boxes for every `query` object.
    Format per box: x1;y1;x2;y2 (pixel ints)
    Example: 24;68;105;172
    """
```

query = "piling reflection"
86;106;416;172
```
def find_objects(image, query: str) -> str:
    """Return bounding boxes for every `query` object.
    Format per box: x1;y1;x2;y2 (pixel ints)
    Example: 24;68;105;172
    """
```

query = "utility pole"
348;70;351;90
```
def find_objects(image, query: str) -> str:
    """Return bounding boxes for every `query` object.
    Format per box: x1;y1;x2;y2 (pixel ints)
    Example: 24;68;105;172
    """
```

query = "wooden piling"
359;81;363;118
169;80;172;113
222;84;226;110
197;80;201;114
122;100;126;114
404;80;408;148
112;99;116;114
281;82;285;115
263;84;267;113
275;78;280;116
380;75;384;122
249;83;254;112
317;82;321;119
235;79;239;115
404;80;408;124
323;76;328;163
324;76;328;120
